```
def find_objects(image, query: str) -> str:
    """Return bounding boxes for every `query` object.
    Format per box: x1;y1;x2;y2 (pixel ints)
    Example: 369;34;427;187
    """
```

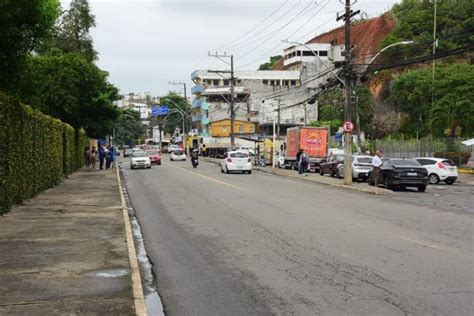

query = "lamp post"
360;41;414;75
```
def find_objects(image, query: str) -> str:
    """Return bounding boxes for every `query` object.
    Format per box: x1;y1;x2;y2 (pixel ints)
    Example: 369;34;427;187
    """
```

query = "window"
238;125;244;133
417;159;435;165
319;50;328;57
249;126;255;133
290;80;297;86
297;51;302;56
283;80;289;86
223;80;229;86
212;79;219;86
303;51;315;56
262;80;268;84
270;80;275;86
230;152;249;158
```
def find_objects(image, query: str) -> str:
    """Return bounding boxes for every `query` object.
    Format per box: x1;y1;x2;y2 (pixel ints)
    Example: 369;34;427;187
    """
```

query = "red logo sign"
343;121;354;133
305;133;322;145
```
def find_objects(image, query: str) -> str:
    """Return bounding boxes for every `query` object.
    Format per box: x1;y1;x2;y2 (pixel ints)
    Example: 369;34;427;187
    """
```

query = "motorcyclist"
191;148;199;167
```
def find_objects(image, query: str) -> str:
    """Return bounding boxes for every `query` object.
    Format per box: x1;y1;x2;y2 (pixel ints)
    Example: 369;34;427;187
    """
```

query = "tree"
46;0;97;61
16;52;119;138
159;93;191;135
0;0;60;90
115;108;145;146
258;55;282;70
389;63;474;138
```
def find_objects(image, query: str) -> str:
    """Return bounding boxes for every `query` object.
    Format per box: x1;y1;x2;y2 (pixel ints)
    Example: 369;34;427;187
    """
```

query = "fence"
375;138;473;166
0;93;89;214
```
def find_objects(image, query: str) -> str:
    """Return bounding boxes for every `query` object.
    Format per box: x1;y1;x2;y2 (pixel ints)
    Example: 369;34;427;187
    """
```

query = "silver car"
336;155;373;181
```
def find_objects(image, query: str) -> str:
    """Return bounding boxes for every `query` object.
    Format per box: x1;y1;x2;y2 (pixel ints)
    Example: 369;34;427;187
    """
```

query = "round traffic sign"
343;121;354;133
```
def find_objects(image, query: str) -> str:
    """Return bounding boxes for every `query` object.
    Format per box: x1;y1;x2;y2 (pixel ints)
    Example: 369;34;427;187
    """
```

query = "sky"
60;0;401;97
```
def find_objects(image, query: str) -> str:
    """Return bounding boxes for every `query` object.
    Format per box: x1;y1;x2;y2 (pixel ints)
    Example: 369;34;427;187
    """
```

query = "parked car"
220;151;252;174
168;144;180;153
368;158;429;192
146;150;161;165
130;151;151;169
124;148;133;157
336;155;373;181
235;146;255;156
319;153;344;177
170;149;186;161
415;157;458;184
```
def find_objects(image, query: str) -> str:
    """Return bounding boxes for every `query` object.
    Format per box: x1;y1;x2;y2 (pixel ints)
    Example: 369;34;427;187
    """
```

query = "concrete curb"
203;158;392;196
116;165;148;316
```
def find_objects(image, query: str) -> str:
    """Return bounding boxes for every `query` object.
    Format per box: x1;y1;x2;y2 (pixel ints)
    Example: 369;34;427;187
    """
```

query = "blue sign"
151;105;169;116
334;133;343;141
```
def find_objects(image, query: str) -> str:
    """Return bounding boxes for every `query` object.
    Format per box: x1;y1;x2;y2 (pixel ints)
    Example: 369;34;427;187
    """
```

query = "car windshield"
230;152;249;158
132;152;149;158
148;151;159;155
173;150;184;155
357;157;372;164
334;155;344;161
390;159;421;166
442;160;455;166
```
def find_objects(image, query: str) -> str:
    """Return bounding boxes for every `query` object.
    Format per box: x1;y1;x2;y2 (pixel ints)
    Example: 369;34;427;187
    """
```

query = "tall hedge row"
0;93;90;214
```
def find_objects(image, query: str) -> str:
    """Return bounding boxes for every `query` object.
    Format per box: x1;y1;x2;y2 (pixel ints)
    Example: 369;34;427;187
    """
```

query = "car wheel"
429;173;440;184
445;179;455;185
220;166;224;173
248;170;252;174
226;166;230;174
130;165;134;170
319;168;324;176
335;169;340;178
418;185;427;192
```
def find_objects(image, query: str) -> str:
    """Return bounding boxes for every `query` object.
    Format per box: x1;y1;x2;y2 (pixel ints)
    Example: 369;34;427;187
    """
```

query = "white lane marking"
399;236;441;249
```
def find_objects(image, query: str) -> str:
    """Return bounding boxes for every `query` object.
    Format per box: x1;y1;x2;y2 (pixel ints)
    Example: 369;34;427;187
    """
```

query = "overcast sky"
60;0;400;97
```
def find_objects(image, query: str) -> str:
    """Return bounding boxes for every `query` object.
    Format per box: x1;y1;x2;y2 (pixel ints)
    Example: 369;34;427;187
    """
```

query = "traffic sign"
151;105;169;116
342;121;354;133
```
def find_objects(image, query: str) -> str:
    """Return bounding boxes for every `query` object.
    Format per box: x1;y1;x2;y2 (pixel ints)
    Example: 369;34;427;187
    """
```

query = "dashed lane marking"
399;236;441;249
164;162;246;191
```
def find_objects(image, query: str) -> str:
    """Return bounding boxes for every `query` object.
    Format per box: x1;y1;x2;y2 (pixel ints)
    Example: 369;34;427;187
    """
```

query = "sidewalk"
0;168;142;315
203;157;392;195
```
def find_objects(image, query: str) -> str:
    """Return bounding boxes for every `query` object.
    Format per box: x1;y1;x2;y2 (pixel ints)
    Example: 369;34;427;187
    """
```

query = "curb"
116;165;147;316
202;158;392;196
458;168;474;175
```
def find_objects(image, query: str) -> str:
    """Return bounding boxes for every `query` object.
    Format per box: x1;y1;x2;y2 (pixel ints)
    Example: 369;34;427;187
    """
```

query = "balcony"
192;98;202;109
192;114;202;122
191;84;205;95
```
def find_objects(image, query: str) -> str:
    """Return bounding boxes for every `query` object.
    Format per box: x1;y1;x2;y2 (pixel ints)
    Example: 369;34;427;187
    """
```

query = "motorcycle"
191;158;199;168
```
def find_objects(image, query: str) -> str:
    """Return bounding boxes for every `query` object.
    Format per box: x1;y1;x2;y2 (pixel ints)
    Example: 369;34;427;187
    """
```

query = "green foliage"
258;55;282;70
15;52;119;138
44;0;97;61
382;0;474;60
0;93;89;214
159;92;191;135
389;63;474;137
434;151;471;166
0;0;60;90
115;108;145;146
309;120;342;134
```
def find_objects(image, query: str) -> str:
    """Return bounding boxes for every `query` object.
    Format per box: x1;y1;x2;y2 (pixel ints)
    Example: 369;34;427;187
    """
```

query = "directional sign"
342;120;354;133
151;105;169;116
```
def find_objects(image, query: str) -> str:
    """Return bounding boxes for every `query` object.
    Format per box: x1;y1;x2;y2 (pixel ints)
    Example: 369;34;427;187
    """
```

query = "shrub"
0;93;89;214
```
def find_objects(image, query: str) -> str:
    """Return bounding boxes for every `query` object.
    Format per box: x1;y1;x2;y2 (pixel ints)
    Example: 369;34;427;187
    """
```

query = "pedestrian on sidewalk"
372;150;383;186
99;145;106;170
84;146;91;168
297;149;303;174
300;150;309;175
91;146;97;169
106;146;115;169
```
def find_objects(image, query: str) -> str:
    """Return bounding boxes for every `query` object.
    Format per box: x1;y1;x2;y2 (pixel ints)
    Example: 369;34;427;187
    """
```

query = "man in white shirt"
372;150;383;186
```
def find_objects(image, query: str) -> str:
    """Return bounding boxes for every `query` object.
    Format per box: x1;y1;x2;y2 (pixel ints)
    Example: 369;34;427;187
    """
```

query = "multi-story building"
191;42;345;138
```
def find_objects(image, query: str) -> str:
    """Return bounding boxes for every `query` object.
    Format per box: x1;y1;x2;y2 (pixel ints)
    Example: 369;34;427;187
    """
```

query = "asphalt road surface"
122;157;473;315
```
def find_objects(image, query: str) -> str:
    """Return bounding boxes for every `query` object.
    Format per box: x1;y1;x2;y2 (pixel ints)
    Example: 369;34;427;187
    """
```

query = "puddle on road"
87;268;129;278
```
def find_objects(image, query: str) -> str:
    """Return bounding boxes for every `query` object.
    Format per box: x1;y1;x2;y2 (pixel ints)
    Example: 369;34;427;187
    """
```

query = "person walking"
106;145;113;169
296;149;303;174
300;150;309;175
372;150;383;186
84;146;91;168
91;146;97;169
98;145;106;170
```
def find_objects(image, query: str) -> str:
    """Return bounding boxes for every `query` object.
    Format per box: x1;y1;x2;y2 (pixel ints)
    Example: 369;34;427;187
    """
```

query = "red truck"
283;126;329;172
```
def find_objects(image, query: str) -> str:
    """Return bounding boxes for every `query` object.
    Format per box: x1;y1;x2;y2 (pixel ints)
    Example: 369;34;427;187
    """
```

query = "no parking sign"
343;121;354;133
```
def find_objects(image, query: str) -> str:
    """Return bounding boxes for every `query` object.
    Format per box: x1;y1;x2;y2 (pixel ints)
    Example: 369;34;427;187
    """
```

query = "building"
209;119;256;137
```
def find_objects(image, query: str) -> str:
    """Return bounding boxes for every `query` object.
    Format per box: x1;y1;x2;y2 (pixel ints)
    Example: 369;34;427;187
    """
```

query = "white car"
170;150;186;161
336;155;373;181
221;151;252;174
415;157;458;184
130;151;151;169
235;146;255;156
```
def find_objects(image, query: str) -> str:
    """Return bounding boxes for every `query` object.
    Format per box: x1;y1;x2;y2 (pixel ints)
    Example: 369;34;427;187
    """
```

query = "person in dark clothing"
296;149;303;174
106;145;114;169
98;145;106;170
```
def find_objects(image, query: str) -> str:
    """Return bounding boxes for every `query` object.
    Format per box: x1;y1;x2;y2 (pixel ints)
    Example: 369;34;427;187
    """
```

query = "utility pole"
277;99;281;138
168;81;187;100
431;0;438;114
337;0;359;185
208;51;236;148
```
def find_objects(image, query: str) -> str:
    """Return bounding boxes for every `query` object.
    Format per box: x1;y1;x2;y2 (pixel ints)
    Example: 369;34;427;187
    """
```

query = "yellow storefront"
210;119;256;137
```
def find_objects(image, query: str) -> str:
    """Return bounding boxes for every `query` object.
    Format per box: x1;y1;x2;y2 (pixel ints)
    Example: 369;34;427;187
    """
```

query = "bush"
0;93;89;214
434;152;471;166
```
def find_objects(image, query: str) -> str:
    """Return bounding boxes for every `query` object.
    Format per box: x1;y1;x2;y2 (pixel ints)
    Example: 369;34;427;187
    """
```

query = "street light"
360;40;414;75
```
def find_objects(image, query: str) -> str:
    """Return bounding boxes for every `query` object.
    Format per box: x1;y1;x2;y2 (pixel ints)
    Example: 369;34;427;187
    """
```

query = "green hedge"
0;93;90;214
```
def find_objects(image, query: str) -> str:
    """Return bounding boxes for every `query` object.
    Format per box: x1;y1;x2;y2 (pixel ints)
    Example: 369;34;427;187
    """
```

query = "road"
122;157;473;315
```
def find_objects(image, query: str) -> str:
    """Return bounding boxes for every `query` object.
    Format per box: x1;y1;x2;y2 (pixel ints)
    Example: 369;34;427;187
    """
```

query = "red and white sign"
342;121;354;133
